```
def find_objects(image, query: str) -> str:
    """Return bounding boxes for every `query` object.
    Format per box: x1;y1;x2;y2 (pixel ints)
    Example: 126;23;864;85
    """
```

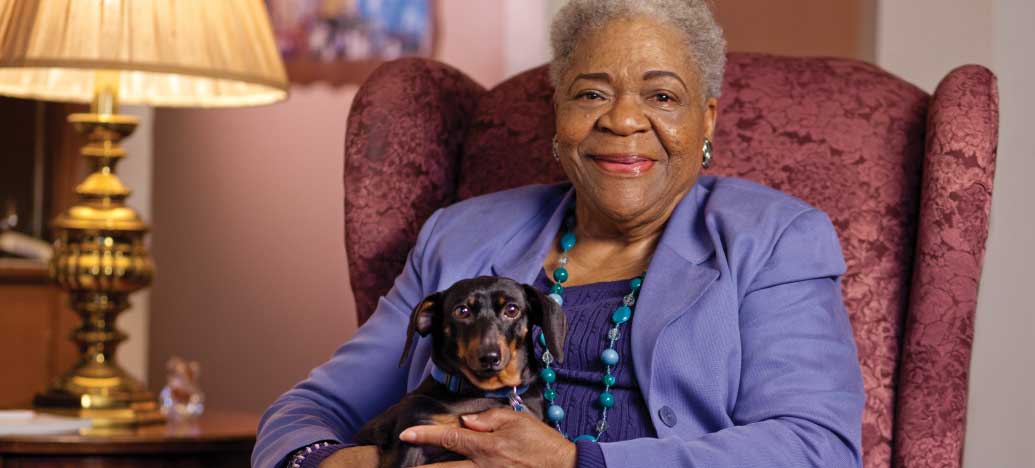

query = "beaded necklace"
537;214;645;443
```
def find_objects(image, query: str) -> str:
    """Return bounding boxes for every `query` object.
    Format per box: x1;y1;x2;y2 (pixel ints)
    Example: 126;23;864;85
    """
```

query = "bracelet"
288;440;337;468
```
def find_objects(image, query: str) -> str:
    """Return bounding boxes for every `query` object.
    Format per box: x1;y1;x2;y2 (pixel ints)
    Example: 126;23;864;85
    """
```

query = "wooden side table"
0;411;259;468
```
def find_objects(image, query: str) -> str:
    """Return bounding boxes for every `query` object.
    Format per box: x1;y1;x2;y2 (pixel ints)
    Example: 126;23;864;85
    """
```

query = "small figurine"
159;356;205;420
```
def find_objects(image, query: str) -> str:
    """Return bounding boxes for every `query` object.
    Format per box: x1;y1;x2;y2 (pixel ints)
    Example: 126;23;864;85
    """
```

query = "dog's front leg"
394;413;467;467
388;431;465;468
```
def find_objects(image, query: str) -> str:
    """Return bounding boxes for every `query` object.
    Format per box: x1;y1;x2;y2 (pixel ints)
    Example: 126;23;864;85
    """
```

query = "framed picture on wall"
265;0;439;85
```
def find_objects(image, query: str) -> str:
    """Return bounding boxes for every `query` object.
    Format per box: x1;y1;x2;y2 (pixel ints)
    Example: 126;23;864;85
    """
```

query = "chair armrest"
895;65;999;468
344;58;486;325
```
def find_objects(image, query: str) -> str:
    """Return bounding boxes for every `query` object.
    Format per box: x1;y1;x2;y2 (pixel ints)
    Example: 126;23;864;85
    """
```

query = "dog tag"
509;387;525;412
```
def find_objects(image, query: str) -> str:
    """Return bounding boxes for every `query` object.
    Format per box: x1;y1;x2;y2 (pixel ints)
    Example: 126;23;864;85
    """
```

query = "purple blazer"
253;176;865;467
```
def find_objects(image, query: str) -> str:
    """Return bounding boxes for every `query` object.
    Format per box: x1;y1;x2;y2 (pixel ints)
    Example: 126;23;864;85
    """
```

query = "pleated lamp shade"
0;0;288;107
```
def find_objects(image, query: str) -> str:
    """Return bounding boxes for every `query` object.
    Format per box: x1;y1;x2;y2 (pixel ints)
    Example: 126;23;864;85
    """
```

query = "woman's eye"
503;304;521;318
453;306;471;319
652;92;675;103
577;91;604;101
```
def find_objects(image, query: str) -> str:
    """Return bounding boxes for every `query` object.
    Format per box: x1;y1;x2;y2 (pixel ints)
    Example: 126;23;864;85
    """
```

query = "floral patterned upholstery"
343;54;998;468
893;65;998;467
344;59;485;312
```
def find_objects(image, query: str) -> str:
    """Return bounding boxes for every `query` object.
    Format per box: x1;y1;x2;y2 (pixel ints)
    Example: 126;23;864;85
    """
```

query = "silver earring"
702;138;713;168
552;135;560;162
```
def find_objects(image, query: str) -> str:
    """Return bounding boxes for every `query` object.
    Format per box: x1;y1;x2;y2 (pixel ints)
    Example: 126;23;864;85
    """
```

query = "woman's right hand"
318;445;380;468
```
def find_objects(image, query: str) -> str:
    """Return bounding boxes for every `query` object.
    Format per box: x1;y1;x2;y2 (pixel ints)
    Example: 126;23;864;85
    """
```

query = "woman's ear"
703;96;719;140
523;284;567;364
398;292;442;367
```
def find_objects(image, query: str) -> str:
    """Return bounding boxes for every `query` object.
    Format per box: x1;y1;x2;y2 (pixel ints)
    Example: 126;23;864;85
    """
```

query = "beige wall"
876;0;996;92
714;0;876;61
150;84;358;412
504;0;551;76
546;0;877;62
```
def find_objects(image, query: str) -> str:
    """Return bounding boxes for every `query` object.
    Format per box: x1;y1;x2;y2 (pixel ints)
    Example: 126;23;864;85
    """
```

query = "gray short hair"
549;0;727;100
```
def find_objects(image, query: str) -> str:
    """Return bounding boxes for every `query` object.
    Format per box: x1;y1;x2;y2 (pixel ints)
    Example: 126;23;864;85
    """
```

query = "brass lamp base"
33;292;162;427
34;372;164;427
34;74;162;427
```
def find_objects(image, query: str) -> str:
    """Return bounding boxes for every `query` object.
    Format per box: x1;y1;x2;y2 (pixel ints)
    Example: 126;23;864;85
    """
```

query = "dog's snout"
477;348;502;370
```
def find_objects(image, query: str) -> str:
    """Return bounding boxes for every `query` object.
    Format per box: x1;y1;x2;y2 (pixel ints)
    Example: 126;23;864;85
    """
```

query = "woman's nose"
597;94;650;136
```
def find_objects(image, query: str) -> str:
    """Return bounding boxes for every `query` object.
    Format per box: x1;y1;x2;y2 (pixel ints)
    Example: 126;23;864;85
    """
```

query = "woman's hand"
318;445;379;468
399;408;576;468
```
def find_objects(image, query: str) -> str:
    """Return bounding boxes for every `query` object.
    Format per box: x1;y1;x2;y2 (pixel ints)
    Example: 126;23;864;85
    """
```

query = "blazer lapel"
631;248;718;399
490;186;575;283
630;182;719;402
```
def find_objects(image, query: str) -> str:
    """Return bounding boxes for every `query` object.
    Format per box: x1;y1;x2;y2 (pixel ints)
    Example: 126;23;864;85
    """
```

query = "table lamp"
0;0;288;426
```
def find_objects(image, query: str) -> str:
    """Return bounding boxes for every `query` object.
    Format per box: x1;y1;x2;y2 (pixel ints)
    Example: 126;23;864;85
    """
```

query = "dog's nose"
478;350;501;370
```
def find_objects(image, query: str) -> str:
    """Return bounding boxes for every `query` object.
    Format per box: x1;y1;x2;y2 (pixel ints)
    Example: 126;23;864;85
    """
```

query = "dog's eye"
452;305;471;319
503;304;521;318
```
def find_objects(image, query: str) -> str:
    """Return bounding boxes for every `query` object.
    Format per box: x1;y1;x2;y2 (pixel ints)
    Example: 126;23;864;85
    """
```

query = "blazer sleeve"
599;209;865;467
251;209;444;468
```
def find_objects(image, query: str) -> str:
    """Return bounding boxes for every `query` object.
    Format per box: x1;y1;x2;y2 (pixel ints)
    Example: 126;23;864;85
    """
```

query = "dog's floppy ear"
523;284;567;364
398;292;441;367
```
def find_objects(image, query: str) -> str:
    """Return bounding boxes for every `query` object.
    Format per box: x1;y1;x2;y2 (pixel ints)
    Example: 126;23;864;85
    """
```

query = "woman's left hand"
399;408;576;468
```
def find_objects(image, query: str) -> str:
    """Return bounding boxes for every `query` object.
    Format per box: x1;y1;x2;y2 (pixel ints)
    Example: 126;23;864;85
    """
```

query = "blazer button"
658;406;677;427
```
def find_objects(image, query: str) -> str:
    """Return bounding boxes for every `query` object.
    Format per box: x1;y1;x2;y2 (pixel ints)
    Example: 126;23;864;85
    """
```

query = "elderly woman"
253;0;864;467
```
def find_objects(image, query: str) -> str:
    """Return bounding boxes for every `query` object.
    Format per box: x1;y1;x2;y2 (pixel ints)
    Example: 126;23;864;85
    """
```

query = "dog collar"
430;364;530;411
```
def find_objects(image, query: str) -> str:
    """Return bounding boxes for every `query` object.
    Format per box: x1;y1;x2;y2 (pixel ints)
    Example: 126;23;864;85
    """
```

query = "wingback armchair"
343;53;998;468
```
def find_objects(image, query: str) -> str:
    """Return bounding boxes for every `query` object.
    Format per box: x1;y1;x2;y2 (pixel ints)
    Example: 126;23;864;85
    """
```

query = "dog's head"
399;276;566;391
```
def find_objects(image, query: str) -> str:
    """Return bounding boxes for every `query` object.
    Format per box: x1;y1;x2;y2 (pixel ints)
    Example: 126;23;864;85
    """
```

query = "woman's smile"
587;153;656;176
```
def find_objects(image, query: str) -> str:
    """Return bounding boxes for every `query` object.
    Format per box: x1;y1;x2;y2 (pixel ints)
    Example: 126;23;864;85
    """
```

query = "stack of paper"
0;410;91;436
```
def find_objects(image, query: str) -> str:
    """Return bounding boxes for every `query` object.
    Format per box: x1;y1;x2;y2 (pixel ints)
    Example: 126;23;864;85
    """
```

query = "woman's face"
554;16;718;225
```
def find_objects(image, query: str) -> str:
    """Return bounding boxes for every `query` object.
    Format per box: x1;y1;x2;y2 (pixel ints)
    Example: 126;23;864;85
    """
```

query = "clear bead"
595;419;609;433
558;256;569;265
623;294;636;306
607;327;621;341
542;350;553;365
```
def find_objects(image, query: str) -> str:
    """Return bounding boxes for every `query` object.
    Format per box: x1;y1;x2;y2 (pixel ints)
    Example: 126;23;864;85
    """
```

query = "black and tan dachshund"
354;276;567;468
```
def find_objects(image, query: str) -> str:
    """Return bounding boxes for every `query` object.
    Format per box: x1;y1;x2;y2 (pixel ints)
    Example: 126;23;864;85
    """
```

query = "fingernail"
399;430;416;442
461;414;478;422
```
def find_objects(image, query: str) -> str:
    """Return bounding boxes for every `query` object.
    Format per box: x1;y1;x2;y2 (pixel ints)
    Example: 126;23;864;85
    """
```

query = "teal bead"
538;331;547;346
550;282;564;295
540;368;556;383
630;277;643;290
560;232;577;252
548;293;563;306
600;348;619;366
553;267;569;283
544;388;557;401
598;391;615;408
601;374;616;387
611;306;632;324
573;434;597;443
547;405;565;422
